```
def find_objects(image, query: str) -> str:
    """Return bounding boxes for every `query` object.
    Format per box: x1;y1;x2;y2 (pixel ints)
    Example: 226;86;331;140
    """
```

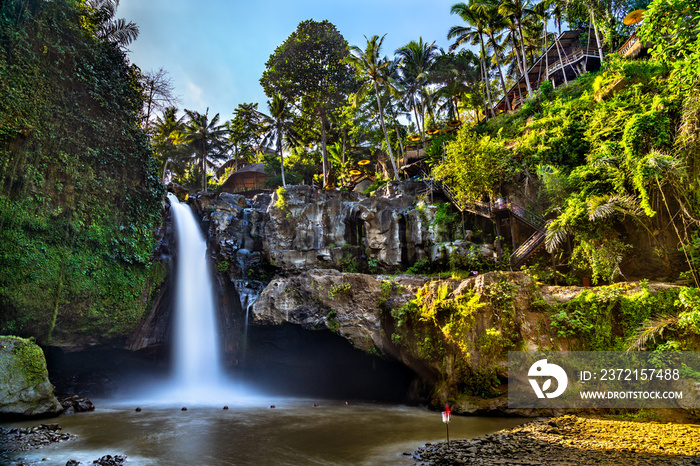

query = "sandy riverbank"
413;414;700;465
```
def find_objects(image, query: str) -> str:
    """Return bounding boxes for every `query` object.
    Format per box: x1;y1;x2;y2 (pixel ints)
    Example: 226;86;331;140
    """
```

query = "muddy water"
3;400;525;465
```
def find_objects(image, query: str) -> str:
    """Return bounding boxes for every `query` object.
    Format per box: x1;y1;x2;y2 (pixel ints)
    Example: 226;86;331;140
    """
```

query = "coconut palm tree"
257;93;298;187
152;107;186;182
176;109;227;192
433;50;481;121
498;0;536;98
449;2;496;118
384;57;411;165
473;0;512;111
346;35;400;180
85;0;139;48
395;38;439;148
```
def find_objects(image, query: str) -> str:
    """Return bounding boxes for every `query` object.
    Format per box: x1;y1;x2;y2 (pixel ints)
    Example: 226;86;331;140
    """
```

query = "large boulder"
0;336;63;417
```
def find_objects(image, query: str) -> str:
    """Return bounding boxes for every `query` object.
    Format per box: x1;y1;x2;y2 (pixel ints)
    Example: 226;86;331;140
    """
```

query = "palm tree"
498;0;536;98
396;38;439;148
85;0;139;48
176;108;227;192
257;93;297;187
473;0;512;111
384;57;411;165
449;2;496;118
346;35;400;180
152;107;186;183
433;50;481;122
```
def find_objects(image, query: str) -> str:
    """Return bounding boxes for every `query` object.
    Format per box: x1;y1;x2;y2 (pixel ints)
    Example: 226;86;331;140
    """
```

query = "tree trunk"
374;80;399;180
201;141;207;193
517;21;533;97
277;123;286;187
479;34;496;118
511;32;525;107
489;32;512;112
554;34;569;84
412;102;422;142
319;109;329;187
543;21;549;81
162;159;169;184
419;86;428;150
591;10;605;63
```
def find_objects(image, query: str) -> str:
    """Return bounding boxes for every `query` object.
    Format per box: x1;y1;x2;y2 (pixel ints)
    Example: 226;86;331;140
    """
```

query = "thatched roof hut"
220;163;269;193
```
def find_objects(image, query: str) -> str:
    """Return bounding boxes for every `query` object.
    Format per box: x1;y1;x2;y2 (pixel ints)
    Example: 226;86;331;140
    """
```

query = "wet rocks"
92;454;127;465
0;336;63;417
0;424;74;454
59;395;95;414
413;415;700;465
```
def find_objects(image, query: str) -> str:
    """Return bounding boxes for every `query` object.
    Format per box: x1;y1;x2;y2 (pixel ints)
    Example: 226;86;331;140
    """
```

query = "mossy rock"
0;336;63;417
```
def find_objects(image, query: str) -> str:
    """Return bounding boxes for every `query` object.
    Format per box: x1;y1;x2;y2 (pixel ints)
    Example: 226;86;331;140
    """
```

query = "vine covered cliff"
0;0;165;346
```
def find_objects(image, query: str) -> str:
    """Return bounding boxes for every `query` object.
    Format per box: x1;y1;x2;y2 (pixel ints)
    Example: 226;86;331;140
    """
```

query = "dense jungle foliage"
0;0;165;343
436;0;700;289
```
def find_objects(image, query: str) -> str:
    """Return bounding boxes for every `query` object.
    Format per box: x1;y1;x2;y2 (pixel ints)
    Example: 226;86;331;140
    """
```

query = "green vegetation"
386;276;523;397
328;282;351;300
0;0;165;342
326;310;340;332
11;337;48;387
546;283;700;351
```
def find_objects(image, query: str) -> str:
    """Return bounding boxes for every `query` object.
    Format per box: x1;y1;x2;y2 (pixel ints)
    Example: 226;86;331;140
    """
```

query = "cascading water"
133;194;258;405
168;193;221;389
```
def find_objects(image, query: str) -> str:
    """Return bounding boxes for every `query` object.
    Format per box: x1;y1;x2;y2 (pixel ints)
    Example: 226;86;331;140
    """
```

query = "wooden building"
495;30;604;113
220;163;269;193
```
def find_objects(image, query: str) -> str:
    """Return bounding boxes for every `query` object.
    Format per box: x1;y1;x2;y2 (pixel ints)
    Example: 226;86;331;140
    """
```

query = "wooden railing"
419;171;493;218
617;33;639;57
510;228;547;269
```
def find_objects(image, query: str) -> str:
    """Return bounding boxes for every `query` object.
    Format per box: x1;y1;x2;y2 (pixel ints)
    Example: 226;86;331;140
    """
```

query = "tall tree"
346;35;400;180
152;106;187;182
176;108;227;192
139;67;178;132
260;19;355;188
498;0;536;98
433;51;474;121
227;103;263;171
449;2;496;118
395;38;439;148
257;93;298;187
474;0;512;111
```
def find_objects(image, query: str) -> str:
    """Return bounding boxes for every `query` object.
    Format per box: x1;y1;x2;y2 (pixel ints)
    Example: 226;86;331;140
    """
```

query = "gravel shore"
413;414;700;465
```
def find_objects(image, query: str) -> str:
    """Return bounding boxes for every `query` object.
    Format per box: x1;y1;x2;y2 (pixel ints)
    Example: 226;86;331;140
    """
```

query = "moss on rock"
0;336;63;417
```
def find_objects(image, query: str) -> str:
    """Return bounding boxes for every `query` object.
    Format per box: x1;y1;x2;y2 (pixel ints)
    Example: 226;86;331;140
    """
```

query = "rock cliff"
199;183;494;278
250;269;686;411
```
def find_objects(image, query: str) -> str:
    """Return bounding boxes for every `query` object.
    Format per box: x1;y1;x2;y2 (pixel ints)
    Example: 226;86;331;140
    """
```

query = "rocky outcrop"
251;269;427;352
250;269;555;399
198;184;494;277
0;336;63;417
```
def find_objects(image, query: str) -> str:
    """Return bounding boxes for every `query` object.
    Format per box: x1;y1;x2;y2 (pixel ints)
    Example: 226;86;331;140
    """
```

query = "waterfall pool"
2;400;526;465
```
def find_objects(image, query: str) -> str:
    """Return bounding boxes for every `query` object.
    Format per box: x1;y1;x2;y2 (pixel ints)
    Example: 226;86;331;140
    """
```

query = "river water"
3;400;525;465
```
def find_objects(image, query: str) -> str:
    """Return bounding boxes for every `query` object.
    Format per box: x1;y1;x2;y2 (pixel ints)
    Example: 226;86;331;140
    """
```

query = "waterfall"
168;193;222;388
119;194;259;405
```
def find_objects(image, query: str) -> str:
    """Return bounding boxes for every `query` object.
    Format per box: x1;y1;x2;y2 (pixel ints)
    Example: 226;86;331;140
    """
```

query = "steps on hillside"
418;172;549;268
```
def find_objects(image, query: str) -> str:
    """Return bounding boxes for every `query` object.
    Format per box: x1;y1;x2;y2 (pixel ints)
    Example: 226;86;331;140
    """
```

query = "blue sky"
119;0;468;121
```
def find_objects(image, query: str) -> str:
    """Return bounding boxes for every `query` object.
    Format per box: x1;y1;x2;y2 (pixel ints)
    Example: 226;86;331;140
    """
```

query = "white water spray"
115;194;262;405
168;193;221;388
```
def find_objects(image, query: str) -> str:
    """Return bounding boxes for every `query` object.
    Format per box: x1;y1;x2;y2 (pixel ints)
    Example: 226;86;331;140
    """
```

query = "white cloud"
185;81;206;112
